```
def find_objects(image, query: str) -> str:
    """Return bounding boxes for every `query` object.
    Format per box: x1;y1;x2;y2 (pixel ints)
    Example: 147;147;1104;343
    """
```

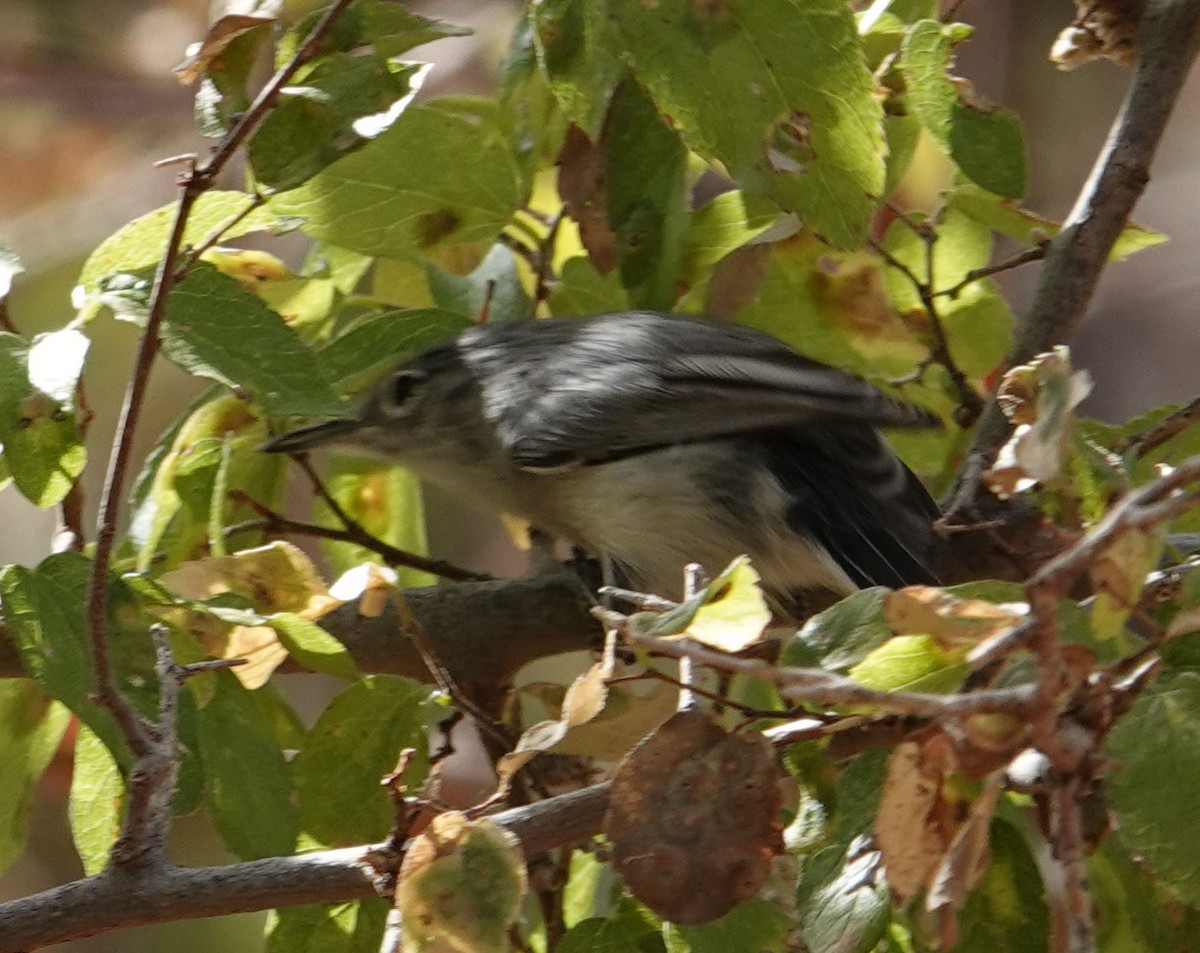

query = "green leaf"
129;394;284;572
162;263;345;418
76;192;282;303
271;101;526;259
0;334;87;507
1105;670;1200;903
276;1;470;67
610;0;885;247
627;557;770;653
882;107;922;198
953;820;1049;953
0;682;70;875
557;915;666;953
783;588;892;672
900;21;1026;198
603;78;688;310
734;237;929;383
498;16;569;185
682;191;779;282
318;307;472;393
949;182;1167;261
314;458;432;588
796;840;890;953
427;243;532;323
270;613;359;681
528;0;625;136
848;634;969;693
670;899;789;952
0;557;131;765
1090;835;1200;953
196;670;299;860
293;676;433;846
548;256;630;316
249;54;421;191
68;722;124;876
881;205;1013;378
563;849;618;928
265;900;390;953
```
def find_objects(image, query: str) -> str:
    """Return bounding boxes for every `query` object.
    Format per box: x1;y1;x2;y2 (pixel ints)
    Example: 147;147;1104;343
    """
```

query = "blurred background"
1;1;1197;949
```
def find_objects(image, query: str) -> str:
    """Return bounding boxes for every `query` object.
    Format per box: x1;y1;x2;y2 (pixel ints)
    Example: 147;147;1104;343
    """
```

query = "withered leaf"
558;125;616;273
396;812;527;953
605;709;784;925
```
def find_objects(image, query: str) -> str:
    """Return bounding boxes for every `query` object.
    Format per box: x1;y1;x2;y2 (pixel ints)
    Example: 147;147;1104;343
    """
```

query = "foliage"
0;1;1198;952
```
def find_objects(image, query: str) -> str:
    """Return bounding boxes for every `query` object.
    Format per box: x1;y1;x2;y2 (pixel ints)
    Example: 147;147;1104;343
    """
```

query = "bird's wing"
465;313;938;469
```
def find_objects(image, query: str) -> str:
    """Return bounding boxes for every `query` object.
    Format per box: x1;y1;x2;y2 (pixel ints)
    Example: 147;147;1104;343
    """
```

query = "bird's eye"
390;370;424;410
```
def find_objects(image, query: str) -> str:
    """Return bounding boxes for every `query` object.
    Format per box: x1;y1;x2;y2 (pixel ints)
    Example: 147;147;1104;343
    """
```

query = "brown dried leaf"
174;14;276;85
986;346;1092;497
159;542;339;687
495;660;612;787
1051;0;1146;69
605;709;784;925
876;736;958;905
558;125;616;273
884;586;1026;649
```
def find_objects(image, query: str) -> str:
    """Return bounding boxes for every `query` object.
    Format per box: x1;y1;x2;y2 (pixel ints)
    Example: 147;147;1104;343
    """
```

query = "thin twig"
1113;394;1200;458
228;494;490;582
531;209;565;315
181;192;269;268
615;627;1040;719
932;243;1049;301
389;589;514;752
81;0;360;848
868;231;984;426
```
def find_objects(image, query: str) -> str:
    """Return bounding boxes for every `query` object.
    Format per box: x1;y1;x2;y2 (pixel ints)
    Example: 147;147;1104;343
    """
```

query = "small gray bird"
263;312;940;616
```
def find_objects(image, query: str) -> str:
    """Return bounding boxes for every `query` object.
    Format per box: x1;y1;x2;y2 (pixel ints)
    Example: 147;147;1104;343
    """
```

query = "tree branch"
944;0;1200;517
0;783;611;952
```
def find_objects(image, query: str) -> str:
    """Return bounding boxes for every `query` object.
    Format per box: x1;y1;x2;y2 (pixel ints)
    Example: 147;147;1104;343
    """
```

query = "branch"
80;0;361;861
945;0;1200;516
616;628;1039;720
228;492;491;582
0;570;603;684
0;783;611;953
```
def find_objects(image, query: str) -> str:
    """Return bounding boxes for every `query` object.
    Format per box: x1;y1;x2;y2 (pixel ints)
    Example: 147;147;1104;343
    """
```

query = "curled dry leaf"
884;586;1026;648
605;709;784;925
329;562;398;618
396;812;527;953
1051;0;1147;70
986;346;1092;497
494;658;612;789
174;13;276;85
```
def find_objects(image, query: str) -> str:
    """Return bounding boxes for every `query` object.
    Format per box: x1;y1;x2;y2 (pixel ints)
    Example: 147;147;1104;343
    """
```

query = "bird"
262;311;941;617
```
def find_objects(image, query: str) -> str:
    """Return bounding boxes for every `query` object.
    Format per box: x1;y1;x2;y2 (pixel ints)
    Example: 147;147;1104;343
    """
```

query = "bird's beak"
259;418;362;454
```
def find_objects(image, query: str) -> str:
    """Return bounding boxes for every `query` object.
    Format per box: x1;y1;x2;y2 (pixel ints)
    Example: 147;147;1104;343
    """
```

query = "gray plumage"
263;312;941;615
